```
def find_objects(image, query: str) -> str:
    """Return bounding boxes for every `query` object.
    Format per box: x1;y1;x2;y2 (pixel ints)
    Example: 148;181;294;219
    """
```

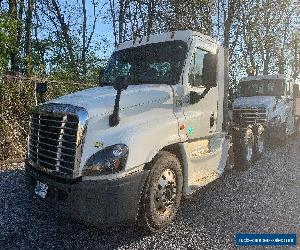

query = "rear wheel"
233;127;255;171
138;151;183;233
279;123;288;144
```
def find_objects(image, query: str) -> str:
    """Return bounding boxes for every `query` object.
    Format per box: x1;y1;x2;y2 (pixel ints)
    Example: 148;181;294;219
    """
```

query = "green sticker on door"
187;127;194;135
176;100;183;107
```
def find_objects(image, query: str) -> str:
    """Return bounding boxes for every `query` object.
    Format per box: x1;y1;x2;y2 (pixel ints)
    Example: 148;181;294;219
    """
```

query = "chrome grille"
233;107;267;125
28;112;79;177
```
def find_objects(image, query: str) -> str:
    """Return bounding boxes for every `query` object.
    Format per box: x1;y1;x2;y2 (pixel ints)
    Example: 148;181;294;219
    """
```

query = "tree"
0;12;19;73
24;0;35;76
107;0;214;45
290;33;300;82
7;0;24;75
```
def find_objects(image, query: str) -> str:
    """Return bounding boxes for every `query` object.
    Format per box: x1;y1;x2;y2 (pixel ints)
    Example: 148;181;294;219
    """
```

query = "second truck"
232;74;299;165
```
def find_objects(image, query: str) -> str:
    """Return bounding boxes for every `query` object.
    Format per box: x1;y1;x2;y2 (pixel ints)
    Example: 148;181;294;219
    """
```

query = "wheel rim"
154;169;177;215
246;143;253;162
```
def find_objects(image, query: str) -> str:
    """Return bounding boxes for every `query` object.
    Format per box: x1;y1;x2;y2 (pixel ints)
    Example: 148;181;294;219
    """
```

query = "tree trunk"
263;51;270;75
81;0;87;75
109;0;118;46
223;0;238;49
291;35;300;81
24;0;35;76
278;48;285;74
8;0;21;75
51;0;77;73
147;0;155;36
118;0;125;43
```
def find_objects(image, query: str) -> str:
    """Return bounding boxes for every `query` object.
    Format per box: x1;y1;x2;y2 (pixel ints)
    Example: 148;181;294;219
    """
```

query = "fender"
78;96;181;176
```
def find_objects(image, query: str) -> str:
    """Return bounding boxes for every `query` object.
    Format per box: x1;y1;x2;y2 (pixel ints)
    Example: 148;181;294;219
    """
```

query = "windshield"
101;41;188;86
240;79;285;97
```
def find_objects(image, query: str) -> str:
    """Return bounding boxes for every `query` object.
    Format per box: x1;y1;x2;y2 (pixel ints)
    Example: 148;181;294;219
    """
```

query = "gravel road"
1;138;299;249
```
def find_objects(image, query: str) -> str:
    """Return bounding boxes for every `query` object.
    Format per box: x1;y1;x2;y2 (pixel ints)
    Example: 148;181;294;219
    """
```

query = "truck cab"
232;75;295;146
26;30;238;232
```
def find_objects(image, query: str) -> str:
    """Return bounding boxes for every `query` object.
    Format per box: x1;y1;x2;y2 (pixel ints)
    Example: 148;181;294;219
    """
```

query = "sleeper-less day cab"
26;30;254;232
232;75;299;159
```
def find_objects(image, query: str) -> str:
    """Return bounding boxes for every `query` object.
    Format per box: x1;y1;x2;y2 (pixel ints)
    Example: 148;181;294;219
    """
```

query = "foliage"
0;13;20;73
0;77;96;161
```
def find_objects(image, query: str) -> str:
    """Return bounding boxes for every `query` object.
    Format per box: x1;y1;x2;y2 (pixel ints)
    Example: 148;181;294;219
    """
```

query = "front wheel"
254;125;265;160
233;127;255;171
138;151;183;233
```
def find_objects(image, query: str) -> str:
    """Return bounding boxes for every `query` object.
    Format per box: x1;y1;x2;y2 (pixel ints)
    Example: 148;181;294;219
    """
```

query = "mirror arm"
198;87;211;100
190;87;211;104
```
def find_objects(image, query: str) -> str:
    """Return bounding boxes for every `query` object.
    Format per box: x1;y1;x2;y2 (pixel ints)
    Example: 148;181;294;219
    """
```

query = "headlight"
82;144;129;176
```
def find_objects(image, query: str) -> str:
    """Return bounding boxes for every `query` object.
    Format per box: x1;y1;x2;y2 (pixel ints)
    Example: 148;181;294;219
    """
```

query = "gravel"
0;138;299;249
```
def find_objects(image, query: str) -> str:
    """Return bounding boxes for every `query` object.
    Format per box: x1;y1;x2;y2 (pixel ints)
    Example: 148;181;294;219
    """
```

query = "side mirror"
35;82;47;104
36;82;47;94
202;53;217;87
293;84;299;98
190;91;201;104
188;73;196;86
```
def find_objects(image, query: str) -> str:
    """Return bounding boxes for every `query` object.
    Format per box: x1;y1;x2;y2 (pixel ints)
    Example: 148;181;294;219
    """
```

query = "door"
181;45;228;192
183;47;218;140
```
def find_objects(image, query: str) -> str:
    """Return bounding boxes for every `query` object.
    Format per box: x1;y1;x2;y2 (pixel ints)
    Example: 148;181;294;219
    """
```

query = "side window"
105;57;132;83
189;48;210;87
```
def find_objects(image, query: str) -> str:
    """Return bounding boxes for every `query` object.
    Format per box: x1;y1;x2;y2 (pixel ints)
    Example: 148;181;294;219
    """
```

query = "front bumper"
26;162;149;225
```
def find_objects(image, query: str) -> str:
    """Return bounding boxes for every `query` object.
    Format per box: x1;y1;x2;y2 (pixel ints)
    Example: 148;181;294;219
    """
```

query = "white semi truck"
232;75;299;159
26;30;263;232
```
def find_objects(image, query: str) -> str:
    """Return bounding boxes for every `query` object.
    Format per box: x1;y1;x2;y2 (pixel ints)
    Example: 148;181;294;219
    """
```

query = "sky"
86;0;115;57
84;1;299;83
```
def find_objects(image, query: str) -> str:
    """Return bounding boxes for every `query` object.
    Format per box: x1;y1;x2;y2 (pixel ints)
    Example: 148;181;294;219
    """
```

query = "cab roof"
240;74;287;82
116;30;217;51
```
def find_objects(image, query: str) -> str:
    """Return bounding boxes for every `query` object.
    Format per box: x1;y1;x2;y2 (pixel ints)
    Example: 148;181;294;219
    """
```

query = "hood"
49;84;173;117
233;96;277;109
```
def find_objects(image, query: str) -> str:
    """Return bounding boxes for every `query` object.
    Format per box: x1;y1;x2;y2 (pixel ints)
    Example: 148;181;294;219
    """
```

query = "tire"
138;151;183;233
224;143;234;174
233;127;255;171
279;123;288;145
254;125;265;160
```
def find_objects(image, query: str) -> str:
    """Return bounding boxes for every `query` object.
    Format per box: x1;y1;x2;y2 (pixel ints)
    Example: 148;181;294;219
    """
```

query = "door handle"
210;113;215;128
